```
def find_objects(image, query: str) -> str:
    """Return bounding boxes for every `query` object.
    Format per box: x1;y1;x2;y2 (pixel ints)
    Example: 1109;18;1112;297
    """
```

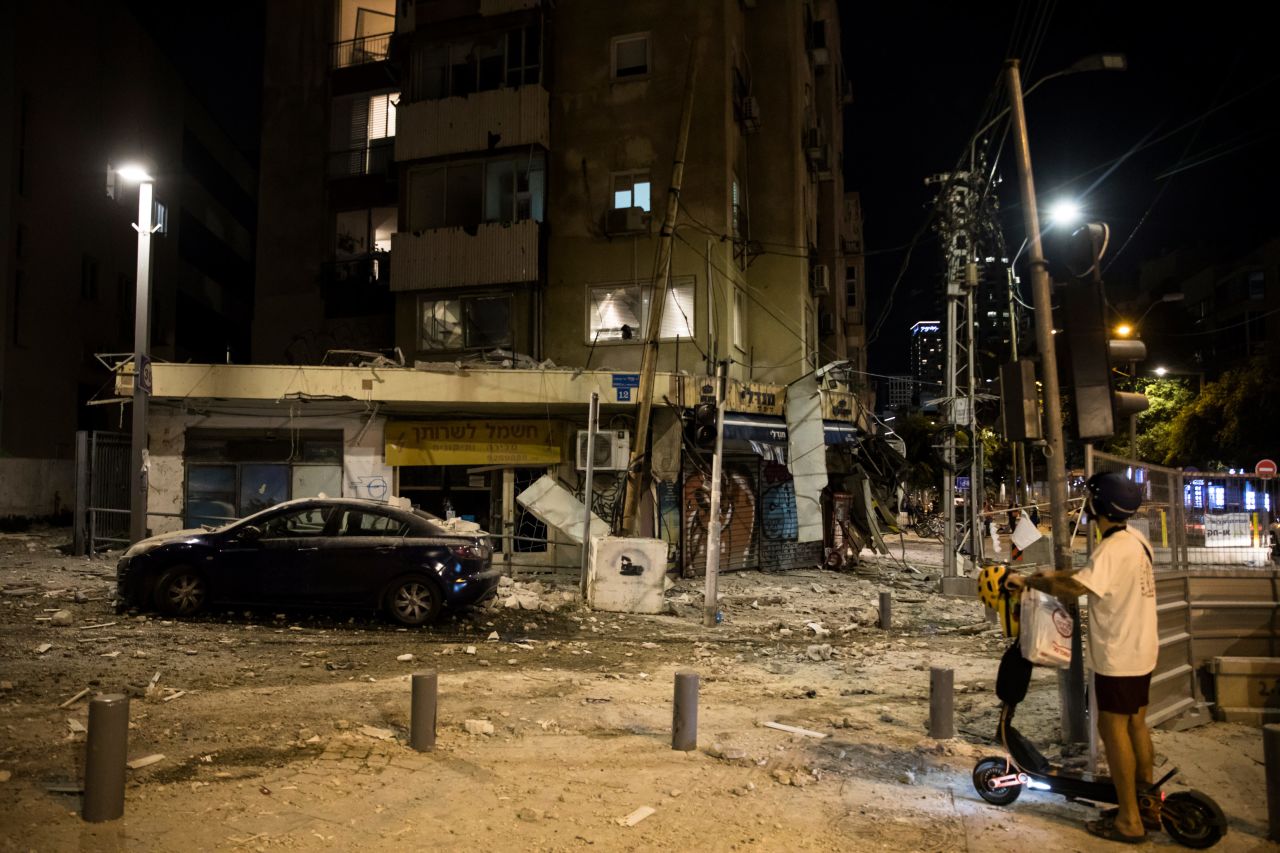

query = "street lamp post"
117;164;157;544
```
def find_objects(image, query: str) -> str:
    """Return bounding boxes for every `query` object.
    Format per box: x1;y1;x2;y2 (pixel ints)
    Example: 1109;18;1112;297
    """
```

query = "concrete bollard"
879;592;893;630
672;671;699;751
929;668;955;739
1266;723;1280;840
83;693;129;822
410;672;438;752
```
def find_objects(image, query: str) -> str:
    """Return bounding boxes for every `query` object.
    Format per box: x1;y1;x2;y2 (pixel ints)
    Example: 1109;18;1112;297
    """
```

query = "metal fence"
1086;448;1280;729
75;430;131;554
331;33;392;69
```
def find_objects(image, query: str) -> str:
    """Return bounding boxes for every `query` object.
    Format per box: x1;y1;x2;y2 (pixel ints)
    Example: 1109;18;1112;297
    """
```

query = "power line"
1156;307;1280;337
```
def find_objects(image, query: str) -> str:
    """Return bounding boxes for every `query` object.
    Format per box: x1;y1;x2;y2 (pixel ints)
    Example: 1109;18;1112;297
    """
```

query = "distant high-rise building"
910;320;943;402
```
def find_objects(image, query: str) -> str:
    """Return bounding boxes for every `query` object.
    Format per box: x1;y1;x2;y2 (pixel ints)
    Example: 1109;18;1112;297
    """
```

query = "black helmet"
1085;472;1143;522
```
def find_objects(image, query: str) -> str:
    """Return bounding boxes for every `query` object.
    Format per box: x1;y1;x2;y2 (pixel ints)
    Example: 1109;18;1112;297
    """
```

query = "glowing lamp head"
1114;323;1133;338
115;164;154;183
1048;199;1081;226
1154;367;1168;377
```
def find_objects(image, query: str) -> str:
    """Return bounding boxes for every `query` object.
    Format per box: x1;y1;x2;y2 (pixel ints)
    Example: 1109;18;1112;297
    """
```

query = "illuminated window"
587;277;695;343
612;171;651;211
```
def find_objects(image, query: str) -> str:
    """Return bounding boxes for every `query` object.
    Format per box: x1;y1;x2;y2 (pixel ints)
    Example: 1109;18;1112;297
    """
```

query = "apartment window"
419;294;512;352
587;277;695;343
336;207;396;257
1249;271;1266;300
612;171;651;212
612;33;650;79
330;91;399;177
845;266;857;308
407;152;546;231
733;287;747;351
410;21;542;100
81;254;99;301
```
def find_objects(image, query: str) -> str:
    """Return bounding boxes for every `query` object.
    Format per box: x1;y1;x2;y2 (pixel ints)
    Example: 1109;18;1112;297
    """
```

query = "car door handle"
374;546;397;553
297;546;320;551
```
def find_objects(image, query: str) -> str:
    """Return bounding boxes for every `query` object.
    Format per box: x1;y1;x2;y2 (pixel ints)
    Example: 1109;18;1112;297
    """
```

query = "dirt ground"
0;526;1271;852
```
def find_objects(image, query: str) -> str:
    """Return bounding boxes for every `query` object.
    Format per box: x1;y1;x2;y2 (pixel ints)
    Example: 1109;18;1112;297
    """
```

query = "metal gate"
682;457;760;575
74;430;131;554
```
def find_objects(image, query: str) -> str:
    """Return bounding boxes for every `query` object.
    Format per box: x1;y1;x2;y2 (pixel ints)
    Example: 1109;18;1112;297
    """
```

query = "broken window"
612;171;651;212
612;33;650;78
587;277;695;343
407;152;545;231
418;294;513;352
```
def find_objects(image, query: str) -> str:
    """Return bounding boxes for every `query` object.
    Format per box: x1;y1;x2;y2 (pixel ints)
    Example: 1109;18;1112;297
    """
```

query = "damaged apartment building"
109;0;873;578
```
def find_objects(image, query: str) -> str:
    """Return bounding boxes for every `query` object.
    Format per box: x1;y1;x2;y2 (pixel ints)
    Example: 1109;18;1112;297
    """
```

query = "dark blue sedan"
116;498;498;626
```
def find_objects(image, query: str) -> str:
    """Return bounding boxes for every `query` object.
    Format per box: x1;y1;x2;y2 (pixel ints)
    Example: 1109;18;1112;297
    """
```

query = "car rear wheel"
386;577;442;627
154;566;209;617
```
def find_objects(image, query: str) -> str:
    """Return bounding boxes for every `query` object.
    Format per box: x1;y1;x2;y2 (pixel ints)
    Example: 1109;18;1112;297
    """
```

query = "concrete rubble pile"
480;576;580;613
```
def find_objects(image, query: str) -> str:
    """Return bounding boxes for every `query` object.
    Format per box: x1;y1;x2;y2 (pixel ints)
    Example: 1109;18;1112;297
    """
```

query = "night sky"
846;2;1278;375
127;2;1276;378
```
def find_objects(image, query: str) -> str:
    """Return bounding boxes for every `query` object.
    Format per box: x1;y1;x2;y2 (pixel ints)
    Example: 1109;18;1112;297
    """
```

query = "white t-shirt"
1073;526;1158;677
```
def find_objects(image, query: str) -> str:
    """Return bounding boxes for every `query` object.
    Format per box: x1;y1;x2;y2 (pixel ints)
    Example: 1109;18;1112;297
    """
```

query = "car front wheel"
154;566;209;617
386;577;442;627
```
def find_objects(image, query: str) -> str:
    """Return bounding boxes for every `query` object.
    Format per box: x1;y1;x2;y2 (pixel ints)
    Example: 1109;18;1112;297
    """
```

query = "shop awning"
722;414;788;463
823;421;862;445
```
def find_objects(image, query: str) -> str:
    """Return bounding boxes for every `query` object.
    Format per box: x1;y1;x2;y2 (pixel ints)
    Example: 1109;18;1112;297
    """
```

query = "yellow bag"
977;563;1020;639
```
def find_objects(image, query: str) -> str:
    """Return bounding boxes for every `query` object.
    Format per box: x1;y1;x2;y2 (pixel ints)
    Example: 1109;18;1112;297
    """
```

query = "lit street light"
112;162;158;544
1048;199;1082;227
1115;323;1133;337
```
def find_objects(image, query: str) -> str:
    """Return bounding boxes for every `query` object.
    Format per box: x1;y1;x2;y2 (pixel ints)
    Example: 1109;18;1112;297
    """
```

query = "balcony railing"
322;254;394;318
331;32;393;70
395;85;549;162
327;139;395;179
390;221;539;291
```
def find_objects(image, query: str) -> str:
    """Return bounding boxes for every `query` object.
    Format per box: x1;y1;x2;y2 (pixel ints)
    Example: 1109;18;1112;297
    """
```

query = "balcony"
322;254;394;318
328;139;395;180
410;0;539;27
390;220;538;291
395;86;549;162
331;32;393;70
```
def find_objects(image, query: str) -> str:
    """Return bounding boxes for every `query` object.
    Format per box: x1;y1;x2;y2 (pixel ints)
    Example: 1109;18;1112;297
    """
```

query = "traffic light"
1059;223;1149;440
999;358;1043;442
691;402;718;449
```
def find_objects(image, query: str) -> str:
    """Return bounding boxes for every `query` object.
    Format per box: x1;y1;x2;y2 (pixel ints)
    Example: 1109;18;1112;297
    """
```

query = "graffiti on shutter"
682;458;759;574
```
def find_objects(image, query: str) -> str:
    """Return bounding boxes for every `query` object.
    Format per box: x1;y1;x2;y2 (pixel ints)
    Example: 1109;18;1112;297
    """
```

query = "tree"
895;413;942;496
1160;357;1280;468
1099;377;1195;462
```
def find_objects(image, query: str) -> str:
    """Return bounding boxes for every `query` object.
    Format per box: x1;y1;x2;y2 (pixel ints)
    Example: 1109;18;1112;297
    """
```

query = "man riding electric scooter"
1006;472;1156;844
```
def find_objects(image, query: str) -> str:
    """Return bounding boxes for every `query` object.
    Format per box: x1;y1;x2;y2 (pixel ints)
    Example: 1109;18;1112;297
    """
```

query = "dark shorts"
1095;672;1152;715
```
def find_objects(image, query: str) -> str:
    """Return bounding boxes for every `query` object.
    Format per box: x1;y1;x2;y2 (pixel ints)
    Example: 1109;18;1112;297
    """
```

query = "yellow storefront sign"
385;420;562;466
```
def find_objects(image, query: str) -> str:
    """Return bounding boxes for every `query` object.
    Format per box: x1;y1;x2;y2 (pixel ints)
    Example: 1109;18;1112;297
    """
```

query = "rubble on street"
0;526;1267;851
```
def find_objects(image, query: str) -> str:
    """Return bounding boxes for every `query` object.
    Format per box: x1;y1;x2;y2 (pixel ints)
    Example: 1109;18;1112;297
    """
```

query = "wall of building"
0;1;255;517
0;459;74;520
147;408;391;535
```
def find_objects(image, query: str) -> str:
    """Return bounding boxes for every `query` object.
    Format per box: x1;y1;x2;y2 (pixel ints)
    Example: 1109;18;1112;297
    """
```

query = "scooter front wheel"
1161;790;1227;849
972;757;1022;806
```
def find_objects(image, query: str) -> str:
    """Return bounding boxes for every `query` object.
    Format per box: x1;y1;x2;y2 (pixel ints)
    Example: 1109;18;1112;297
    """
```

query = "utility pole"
927;172;982;578
703;361;726;628
129;177;156;544
580;392;600;599
621;36;701;537
1005;58;1086;742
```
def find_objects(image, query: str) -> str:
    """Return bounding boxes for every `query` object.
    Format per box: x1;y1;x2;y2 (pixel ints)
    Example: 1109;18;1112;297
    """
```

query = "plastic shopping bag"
1019;589;1074;668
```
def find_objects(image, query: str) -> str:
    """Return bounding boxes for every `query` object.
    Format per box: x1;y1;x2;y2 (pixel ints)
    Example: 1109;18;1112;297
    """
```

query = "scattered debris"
464;719;495;735
126;754;165;770
617;806;655;827
805;644;833;662
49;610;73;627
161;690;186;703
0;770;11;783
396;654;415;663
761;722;828;739
66;718;87;734
359;725;396;741
58;688;91;709
34;643;51;655
78;621;117;631
465;646;476;655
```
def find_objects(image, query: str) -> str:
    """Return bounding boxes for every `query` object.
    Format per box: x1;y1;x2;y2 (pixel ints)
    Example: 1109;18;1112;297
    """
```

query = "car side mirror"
237;525;262;542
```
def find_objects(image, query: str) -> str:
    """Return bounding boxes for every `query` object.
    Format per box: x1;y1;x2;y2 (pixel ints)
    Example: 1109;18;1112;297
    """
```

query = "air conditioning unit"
604;206;648;236
739;96;762;134
576;430;631;471
810;264;831;297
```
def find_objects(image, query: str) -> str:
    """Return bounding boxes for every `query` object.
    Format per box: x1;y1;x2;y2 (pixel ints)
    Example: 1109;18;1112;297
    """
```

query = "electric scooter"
972;650;1228;848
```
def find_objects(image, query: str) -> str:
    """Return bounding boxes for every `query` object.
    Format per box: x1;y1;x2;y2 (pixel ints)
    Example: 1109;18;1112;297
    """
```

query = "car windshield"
215;502;318;534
